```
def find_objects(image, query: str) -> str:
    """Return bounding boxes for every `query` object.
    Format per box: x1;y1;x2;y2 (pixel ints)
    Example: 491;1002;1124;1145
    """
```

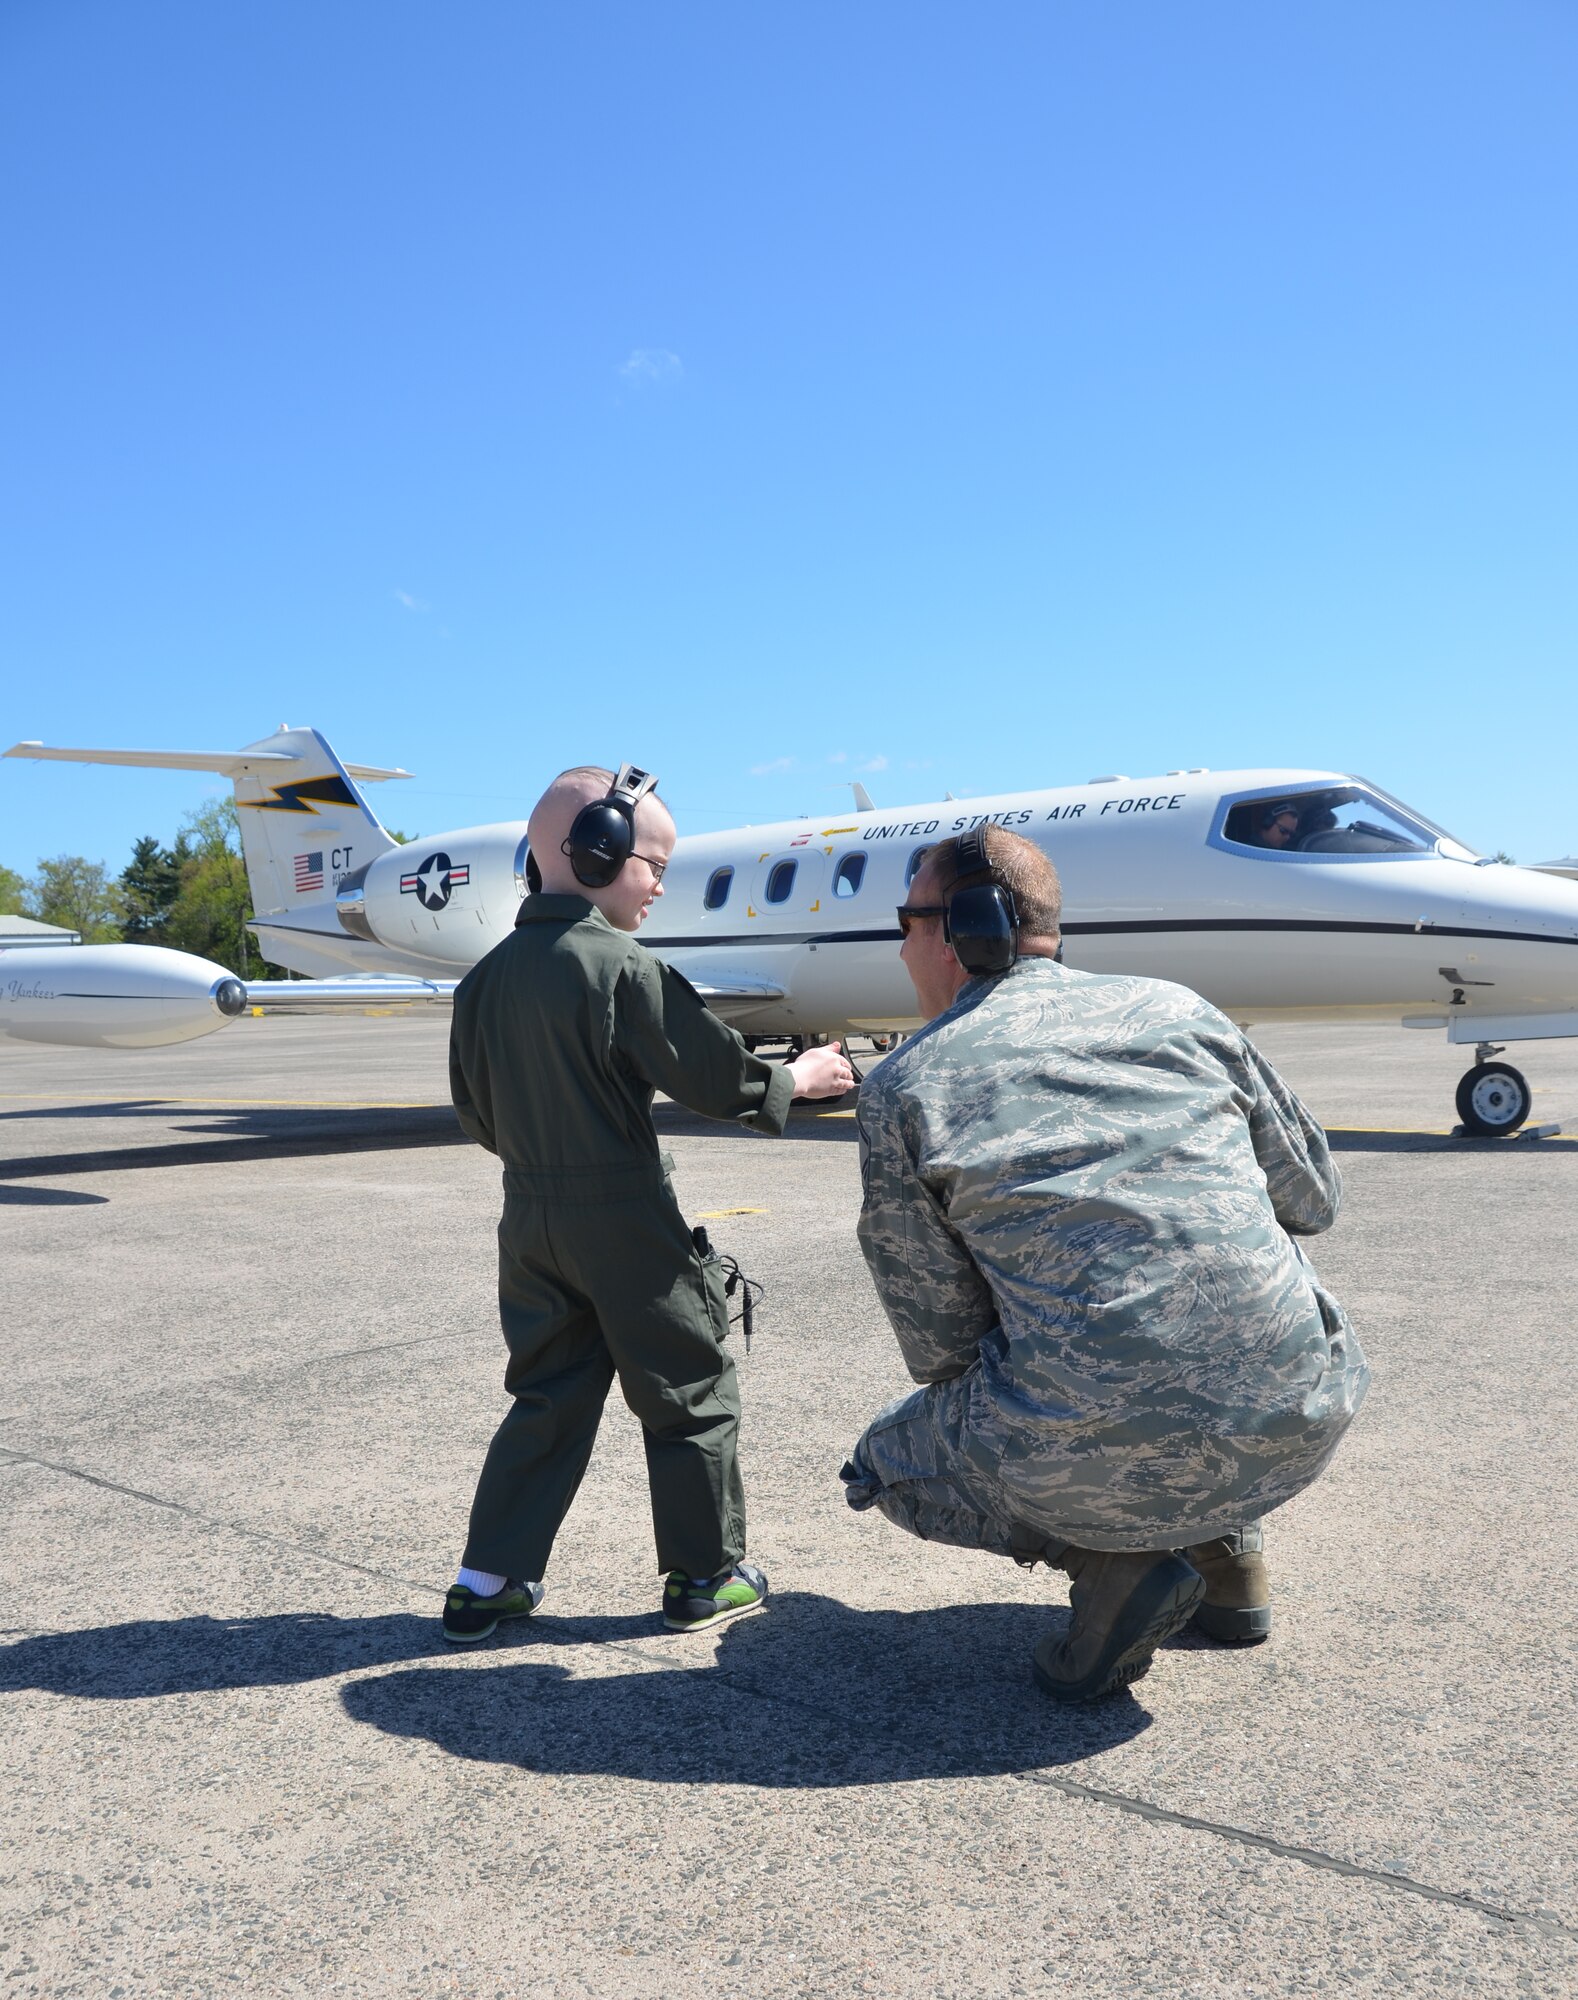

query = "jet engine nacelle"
0;944;248;1050
335;823;527;963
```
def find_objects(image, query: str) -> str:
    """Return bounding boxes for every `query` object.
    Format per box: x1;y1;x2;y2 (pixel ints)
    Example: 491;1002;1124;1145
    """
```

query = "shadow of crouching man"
338;1593;1153;1786
1;1594;1151;1784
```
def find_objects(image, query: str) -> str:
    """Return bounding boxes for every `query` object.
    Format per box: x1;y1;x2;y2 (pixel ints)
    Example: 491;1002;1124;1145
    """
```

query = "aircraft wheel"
1455;1061;1531;1137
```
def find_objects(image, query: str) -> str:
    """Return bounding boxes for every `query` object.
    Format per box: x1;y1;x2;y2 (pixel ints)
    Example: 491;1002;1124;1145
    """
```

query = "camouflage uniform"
843;959;1368;1555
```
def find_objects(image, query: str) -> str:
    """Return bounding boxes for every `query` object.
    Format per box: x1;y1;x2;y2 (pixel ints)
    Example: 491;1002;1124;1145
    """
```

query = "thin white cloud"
827;750;848;765
393;590;429;613
856;753;889;773
750;755;794;777
619;348;683;386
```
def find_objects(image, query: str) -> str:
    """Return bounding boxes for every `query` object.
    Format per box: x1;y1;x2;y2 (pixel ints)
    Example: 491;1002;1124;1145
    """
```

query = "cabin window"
833;852;867;898
1219;786;1447;859
704;866;734;911
904;845;931;885
765;860;797;904
513;836;538;898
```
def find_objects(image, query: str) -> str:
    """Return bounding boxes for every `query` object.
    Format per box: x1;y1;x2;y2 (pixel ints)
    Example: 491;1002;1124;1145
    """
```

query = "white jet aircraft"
5;726;1578;1136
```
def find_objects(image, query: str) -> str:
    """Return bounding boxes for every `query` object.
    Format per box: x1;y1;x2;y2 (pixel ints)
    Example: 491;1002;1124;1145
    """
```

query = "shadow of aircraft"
0;1104;468;1180
0;1184;108;1205
1324;1128;1576;1155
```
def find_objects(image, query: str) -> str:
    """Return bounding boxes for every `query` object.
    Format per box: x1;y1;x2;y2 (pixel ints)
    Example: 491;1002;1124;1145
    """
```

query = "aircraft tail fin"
228;726;401;914
3;725;409;916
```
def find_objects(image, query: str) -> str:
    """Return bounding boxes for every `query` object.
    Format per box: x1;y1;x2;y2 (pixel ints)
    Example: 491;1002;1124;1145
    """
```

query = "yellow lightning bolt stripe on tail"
237;776;360;815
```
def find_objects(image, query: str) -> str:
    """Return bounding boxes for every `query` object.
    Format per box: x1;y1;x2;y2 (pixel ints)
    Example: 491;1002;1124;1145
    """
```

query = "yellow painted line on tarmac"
0;1091;447;1111
1324;1124;1575;1143
696;1207;769;1218
1325;1125;1453;1135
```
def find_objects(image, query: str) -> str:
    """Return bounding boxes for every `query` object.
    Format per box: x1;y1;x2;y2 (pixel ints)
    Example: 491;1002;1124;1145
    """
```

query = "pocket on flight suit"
693;1240;734;1346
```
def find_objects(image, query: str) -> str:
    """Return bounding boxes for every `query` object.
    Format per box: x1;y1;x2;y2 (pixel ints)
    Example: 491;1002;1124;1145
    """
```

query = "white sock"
456;1566;508;1598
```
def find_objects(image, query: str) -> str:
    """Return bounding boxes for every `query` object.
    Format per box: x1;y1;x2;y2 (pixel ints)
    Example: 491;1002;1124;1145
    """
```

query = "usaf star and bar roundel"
400;851;471;911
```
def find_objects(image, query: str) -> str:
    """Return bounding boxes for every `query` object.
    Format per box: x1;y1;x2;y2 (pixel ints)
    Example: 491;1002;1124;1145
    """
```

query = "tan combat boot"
1032;1547;1205;1702
1184;1524;1271;1644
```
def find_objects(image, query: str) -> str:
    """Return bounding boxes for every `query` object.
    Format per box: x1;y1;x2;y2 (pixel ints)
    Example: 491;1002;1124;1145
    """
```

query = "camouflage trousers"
841;1374;1079;1565
841;1369;1273;1560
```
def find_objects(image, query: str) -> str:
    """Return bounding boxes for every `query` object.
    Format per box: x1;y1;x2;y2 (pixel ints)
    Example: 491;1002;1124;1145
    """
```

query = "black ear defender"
563;763;660;888
943;824;1019;976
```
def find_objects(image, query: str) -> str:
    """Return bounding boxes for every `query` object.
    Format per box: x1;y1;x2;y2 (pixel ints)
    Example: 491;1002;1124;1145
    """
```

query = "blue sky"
2;1;1574;874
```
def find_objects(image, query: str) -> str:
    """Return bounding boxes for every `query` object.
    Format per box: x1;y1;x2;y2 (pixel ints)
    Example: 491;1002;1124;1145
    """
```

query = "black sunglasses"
896;903;946;938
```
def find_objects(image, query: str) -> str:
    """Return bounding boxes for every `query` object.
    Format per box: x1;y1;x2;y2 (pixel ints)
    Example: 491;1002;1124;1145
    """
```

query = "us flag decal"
294;852;324;892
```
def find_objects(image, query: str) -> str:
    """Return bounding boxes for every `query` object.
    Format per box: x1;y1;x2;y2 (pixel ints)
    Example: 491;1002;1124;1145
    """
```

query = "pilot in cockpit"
1253;801;1302;849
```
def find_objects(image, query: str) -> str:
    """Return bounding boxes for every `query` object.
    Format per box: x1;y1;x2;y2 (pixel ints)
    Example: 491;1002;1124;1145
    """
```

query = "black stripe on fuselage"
647;918;1578;950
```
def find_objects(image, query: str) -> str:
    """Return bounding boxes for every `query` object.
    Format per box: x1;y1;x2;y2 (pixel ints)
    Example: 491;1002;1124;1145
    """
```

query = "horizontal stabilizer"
4;741;413;783
245;978;456;1011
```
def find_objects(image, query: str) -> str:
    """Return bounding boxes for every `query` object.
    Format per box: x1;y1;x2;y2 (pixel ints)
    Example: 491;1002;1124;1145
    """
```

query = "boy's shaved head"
526;764;675;929
527;767;617;865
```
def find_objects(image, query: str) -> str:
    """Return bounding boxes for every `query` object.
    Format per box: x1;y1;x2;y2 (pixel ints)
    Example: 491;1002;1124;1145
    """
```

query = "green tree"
386;828;418;844
161;798;267;976
26;856;125;942
0;863;26;916
179;797;242;859
120;835;182;943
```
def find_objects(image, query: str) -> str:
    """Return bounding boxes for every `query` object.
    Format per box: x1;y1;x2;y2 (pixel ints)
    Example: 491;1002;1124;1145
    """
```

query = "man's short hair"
922;826;1062;938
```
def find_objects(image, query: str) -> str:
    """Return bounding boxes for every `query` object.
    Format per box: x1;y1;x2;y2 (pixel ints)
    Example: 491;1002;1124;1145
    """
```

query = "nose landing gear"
1454;1043;1533;1137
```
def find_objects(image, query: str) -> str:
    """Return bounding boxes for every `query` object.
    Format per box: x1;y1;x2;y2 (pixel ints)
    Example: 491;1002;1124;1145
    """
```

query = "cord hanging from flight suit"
691;1226;764;1351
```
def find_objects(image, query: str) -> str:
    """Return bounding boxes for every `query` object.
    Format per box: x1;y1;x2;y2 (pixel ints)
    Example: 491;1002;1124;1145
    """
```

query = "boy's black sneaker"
662;1560;768;1634
442;1578;545;1643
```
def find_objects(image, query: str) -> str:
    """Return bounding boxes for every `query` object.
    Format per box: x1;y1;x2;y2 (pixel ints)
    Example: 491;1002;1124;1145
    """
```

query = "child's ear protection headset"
943;825;1020;976
562;764;660;888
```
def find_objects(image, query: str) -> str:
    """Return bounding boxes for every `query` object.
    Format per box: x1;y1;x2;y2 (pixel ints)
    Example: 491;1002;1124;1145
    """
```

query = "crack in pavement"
0;1445;438;1598
8;1442;1576;1947
1013;1772;1577;1943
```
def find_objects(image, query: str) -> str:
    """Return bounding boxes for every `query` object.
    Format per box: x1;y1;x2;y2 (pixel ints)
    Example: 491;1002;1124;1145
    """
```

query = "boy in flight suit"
444;764;852;1641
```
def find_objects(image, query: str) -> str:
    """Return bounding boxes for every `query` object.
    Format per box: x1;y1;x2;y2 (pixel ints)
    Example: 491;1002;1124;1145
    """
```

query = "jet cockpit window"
765;860;797;904
833;853;867;898
704;866;733;911
1217;786;1459;859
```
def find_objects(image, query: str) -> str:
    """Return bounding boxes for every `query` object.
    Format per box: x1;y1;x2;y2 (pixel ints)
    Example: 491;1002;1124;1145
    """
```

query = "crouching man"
842;827;1369;1702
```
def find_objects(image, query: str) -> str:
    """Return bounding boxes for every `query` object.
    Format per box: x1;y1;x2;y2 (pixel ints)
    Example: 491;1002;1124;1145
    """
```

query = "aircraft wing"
677;972;788;1021
245;978;456;1010
4;740;413;782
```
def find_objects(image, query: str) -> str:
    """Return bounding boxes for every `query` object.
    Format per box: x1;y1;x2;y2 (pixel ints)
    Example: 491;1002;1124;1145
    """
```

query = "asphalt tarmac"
3;1014;1576;1998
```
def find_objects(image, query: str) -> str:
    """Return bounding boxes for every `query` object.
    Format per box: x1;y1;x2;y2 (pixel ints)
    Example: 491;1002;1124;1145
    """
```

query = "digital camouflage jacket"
854;958;1369;1549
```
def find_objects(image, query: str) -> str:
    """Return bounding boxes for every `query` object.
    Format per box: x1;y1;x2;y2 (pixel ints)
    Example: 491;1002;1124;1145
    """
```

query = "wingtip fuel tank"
0;944;248;1050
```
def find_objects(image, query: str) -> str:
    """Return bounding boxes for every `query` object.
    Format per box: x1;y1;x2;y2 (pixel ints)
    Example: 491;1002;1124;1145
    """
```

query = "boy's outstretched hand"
788;1041;856;1100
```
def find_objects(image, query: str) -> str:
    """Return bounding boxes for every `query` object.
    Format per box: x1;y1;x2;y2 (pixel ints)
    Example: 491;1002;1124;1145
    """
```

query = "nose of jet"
1441;864;1578;1013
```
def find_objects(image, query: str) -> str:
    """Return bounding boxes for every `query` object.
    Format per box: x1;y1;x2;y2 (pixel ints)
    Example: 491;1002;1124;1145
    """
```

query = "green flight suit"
449;893;794;1582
